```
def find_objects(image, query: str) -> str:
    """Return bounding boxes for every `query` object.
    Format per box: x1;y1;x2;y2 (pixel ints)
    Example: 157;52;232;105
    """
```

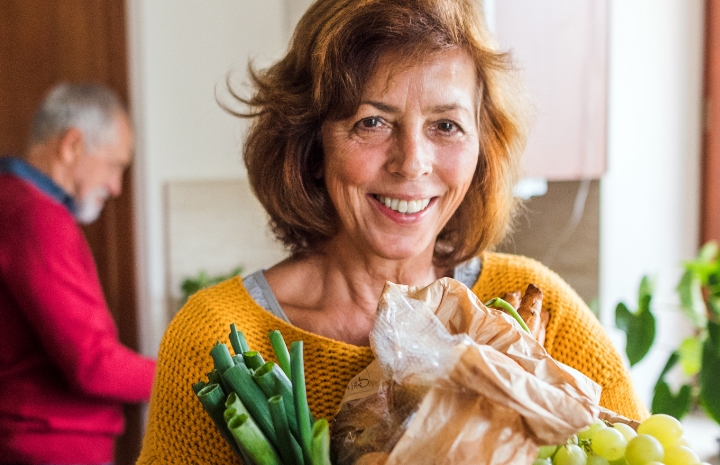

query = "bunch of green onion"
193;324;331;465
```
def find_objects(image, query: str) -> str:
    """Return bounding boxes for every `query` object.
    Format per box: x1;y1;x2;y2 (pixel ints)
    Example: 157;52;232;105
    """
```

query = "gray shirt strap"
243;256;482;324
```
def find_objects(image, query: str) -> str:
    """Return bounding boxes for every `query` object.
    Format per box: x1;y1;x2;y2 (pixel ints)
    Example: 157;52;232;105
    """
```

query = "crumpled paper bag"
332;278;601;465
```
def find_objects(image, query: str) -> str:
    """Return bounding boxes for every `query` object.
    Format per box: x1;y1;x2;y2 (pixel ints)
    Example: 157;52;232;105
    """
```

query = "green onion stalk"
484;297;531;333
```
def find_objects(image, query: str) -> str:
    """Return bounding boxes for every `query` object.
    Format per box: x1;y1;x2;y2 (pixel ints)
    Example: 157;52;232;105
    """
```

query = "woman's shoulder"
167;277;252;335
476;253;647;419
473;251;578;303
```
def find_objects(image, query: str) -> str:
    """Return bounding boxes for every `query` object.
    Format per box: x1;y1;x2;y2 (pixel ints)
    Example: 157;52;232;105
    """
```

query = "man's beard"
74;187;109;224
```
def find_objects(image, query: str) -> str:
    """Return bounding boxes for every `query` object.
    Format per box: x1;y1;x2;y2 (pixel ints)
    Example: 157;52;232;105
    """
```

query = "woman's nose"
387;127;433;180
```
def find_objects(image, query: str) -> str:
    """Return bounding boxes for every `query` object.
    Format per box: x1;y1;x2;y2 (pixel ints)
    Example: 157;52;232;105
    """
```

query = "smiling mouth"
374;195;431;214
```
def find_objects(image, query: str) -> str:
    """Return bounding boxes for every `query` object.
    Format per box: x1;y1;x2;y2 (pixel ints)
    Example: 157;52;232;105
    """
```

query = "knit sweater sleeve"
472;252;649;421
137;281;240;465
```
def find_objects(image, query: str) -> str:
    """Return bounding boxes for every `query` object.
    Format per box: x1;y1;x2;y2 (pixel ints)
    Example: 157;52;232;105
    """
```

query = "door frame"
702;0;720;244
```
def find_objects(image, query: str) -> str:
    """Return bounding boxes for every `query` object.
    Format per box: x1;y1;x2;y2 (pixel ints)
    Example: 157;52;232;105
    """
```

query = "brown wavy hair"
228;0;527;268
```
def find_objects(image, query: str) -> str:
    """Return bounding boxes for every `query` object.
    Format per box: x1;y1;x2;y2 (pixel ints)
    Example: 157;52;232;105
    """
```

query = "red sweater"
0;169;156;464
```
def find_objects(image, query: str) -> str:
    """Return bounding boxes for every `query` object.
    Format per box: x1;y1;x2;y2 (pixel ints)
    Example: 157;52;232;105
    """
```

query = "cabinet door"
493;0;608;180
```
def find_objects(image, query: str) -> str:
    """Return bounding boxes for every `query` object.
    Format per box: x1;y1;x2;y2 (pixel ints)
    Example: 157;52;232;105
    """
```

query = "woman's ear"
57;127;86;166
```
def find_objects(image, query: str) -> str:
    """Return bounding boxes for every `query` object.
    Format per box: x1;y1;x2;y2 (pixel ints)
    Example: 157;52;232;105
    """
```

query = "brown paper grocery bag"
333;278;601;465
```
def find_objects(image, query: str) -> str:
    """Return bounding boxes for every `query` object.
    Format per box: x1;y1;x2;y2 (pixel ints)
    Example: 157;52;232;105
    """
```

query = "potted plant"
615;241;720;424
180;266;243;305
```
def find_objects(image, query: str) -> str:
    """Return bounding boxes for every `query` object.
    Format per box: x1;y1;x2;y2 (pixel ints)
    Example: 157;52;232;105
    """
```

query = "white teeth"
376;195;431;214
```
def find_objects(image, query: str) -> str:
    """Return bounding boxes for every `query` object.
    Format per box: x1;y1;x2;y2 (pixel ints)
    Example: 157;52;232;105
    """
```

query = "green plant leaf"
615;277;657;366
708;296;720;322
638;276;654;311
652;381;692;420
700;322;720;424
676;270;708;328
180;266;244;304
684;241;719;281
697;240;719;263
627;309;656;366
181;279;203;297
615;302;632;332
677;336;702;376
652;351;692;420
658;350;681;379
708;268;720;297
710;320;720;351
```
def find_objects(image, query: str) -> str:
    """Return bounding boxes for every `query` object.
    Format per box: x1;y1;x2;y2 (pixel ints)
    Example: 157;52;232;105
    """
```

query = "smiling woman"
137;0;648;463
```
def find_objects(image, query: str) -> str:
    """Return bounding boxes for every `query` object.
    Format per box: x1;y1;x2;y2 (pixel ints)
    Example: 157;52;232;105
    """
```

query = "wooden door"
703;0;720;244
0;2;142;464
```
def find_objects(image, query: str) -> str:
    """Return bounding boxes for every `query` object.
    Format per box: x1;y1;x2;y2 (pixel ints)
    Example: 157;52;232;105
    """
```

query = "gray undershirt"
243;256;482;324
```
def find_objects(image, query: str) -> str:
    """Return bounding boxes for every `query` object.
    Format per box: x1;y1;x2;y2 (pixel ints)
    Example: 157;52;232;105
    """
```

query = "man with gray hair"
0;82;156;465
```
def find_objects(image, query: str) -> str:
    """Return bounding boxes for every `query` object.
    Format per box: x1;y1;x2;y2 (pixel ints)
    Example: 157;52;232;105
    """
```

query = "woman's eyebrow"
361;100;398;113
361;101;471;115
430;103;469;114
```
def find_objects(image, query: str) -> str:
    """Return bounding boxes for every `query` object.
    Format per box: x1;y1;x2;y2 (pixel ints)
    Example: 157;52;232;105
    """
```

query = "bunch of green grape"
533;413;711;465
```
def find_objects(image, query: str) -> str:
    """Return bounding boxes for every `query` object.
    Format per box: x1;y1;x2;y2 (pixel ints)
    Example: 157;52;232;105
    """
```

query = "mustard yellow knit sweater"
137;252;647;464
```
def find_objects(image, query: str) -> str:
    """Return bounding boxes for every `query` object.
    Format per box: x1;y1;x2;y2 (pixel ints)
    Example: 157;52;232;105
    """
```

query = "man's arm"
5;203;155;402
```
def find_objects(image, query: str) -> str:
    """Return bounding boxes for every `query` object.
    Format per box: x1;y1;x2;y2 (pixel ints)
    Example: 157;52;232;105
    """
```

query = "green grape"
538;445;558;460
663;445;701;465
612;423;638;442
644;462;664;465
625;434;664;465
553;444;587;465
587;453;611;465
533;459;552;465
591;427;628;461
637;414;683;448
579;419;608;440
609;458;628;465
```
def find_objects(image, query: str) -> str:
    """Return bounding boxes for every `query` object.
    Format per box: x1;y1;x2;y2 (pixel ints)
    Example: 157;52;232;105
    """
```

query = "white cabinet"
493;0;608;180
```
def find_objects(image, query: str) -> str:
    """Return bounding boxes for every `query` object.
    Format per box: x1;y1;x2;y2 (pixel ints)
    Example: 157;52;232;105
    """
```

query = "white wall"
600;0;705;405
127;0;287;354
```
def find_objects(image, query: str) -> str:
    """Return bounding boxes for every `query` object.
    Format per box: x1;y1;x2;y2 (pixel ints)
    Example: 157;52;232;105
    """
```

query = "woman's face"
321;48;480;262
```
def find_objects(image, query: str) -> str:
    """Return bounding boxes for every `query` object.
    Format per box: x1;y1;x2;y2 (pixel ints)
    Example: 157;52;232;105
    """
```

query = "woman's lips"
373;195;431;214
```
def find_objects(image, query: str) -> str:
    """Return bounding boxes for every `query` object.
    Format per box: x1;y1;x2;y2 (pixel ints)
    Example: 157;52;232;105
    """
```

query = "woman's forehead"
361;48;480;99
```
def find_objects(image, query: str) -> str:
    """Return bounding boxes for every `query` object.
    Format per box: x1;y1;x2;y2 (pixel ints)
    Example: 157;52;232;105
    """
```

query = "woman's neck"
263;240;449;346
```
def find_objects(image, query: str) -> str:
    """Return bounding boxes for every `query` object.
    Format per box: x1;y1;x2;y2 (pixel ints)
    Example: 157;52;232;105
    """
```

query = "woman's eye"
436;121;460;133
358;117;383;129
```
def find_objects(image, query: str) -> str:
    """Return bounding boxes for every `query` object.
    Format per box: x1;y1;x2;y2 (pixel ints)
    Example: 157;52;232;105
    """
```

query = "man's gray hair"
29;82;127;151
